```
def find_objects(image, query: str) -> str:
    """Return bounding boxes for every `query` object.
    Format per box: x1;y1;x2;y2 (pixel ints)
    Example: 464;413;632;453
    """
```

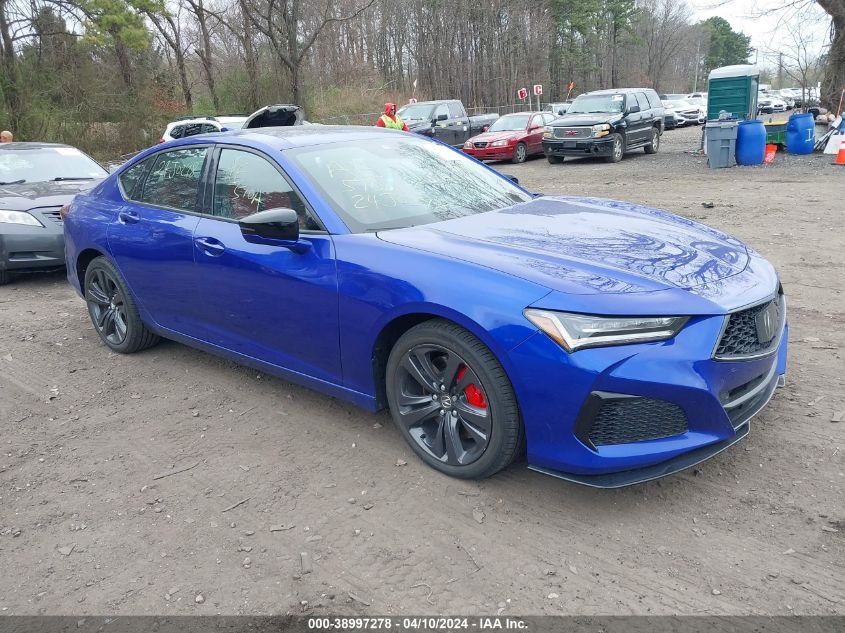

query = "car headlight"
543;126;554;138
490;139;508;147
591;123;611;138
463;140;472;148
0;209;43;226
523;309;688;352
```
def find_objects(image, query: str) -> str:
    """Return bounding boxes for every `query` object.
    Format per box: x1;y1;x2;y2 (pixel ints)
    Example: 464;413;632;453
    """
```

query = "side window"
170;125;185;139
140;147;207;213
201;123;219;134
119;157;153;201
212;149;320;230
635;93;650;111
447;102;463;119
645;91;662;109
433;103;449;120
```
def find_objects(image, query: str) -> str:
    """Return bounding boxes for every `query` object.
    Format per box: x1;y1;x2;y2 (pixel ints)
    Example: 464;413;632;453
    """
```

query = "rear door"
626;93;650;145
189;146;341;382
107;146;208;333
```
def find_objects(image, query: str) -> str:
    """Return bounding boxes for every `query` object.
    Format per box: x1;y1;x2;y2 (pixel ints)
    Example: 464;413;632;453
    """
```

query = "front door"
190;147;341;383
107;146;208;333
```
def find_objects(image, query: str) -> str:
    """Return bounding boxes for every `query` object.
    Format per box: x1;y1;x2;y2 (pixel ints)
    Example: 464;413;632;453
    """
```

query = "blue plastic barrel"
786;113;815;154
735;120;766;165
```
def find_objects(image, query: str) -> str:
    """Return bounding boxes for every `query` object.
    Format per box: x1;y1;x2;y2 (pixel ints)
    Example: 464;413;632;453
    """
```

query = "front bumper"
543;137;614;157
0;210;65;273
510;310;788;487
463;146;515;161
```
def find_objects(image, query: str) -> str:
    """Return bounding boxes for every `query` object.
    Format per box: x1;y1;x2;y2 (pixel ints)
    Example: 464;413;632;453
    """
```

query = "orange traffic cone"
836;134;845;166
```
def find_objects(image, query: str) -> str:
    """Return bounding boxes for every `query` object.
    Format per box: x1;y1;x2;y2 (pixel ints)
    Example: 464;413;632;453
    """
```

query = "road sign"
517;88;528;100
533;84;543;96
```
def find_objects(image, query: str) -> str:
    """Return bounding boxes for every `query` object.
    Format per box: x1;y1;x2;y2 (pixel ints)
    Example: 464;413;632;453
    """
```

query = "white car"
159;116;248;143
684;95;708;119
663;100;705;126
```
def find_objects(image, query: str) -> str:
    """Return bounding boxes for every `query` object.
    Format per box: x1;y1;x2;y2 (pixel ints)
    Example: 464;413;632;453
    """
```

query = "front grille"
720;364;779;429
473;141;488;148
38;207;63;224
715;291;785;360
553;126;590;140
588;397;688;446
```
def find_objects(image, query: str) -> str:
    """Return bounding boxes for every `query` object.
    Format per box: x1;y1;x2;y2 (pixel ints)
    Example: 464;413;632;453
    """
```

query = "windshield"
686;97;706;106
396;104;435;120
0;146;106;184
287;136;532;233
488;115;530;132
567;94;625;114
663;100;691;109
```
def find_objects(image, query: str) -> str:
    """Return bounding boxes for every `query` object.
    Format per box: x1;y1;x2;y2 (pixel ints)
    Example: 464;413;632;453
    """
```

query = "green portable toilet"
707;64;759;121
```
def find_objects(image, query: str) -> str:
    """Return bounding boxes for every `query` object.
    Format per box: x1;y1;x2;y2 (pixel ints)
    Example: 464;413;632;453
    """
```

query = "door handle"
118;210;140;224
195;236;225;256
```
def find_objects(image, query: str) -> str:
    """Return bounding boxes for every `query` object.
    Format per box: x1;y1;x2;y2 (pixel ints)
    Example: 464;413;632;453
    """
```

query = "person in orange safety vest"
375;103;408;131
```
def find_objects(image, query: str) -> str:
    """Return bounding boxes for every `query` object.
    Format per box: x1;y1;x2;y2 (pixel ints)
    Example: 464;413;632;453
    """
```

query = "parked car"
544;102;572;116
161;118;223;143
0;142;107;285
757;96;787;114
242;104;304;129
684;95;708;119
663;108;684;130
62;125;787;486
396;100;498;147
662;100;705;127
775;90;795;109
542;88;664;163
462;112;556;163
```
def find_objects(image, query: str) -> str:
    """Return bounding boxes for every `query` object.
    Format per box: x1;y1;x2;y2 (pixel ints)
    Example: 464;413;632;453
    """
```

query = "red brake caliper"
456;366;488;409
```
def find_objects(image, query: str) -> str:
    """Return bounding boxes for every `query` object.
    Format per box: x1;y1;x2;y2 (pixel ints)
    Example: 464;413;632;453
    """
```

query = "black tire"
385;319;522;479
0;269;9;286
547;154;563;164
511;142;527;164
605;133;624;163
644;127;660;154
84;256;159;354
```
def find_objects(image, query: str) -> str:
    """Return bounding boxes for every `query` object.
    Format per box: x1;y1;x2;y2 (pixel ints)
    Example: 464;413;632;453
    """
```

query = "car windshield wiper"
51;176;95;181
0;179;26;185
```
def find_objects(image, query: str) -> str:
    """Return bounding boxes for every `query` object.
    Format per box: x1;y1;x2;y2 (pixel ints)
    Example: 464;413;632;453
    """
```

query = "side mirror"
529;124;542;131
481;124;490;132
239;208;309;253
627;105;641;114
220;127;230;132
436;113;448;122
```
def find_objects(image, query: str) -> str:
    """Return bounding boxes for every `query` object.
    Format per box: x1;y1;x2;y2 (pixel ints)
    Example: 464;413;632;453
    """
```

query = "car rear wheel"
512;142;527;164
547;154;563;164
605;134;624;163
645;128;660;154
84;256;159;354
385;319;522;479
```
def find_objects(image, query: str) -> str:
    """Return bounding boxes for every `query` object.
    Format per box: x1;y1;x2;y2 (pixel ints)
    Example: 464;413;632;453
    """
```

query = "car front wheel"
605;133;624;163
385;319;522;479
512;142;527;164
645;128;660;154
84;256;159;354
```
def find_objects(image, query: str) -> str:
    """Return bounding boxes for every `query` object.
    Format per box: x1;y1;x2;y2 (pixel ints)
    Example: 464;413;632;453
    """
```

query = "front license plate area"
564;141;576;149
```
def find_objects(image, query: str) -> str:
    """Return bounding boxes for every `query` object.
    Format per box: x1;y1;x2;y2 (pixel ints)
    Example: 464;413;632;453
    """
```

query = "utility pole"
777;52;783;88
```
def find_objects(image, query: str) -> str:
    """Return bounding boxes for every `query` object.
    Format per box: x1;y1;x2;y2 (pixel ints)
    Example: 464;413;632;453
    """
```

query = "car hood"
467;130;524;143
0;180;100;211
377;196;749;296
550;113;622;127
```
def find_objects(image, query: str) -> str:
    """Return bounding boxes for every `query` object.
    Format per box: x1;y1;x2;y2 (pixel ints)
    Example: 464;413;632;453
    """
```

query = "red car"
462;111;556;163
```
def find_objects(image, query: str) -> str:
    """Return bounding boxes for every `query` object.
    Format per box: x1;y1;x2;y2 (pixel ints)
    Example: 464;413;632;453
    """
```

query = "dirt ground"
1;125;844;616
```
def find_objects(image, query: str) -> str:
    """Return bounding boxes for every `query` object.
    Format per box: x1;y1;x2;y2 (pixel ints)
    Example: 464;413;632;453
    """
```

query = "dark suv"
542;88;664;163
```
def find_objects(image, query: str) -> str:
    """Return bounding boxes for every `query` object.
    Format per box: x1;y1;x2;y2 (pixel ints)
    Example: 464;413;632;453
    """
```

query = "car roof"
585;88;655;95
0;142;75;150
166;118;221;129
170;125;408;151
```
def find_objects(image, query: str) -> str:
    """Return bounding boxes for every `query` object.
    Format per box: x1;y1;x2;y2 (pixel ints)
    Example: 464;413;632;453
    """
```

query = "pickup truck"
396;100;498;147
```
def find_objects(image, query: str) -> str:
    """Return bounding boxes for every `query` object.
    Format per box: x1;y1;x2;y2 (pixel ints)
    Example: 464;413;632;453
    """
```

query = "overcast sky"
689;0;829;65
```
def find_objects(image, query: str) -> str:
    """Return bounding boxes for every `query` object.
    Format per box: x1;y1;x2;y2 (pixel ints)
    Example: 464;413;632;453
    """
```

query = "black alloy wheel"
395;343;492;466
386;319;522;479
86;267;129;346
84;256;159;354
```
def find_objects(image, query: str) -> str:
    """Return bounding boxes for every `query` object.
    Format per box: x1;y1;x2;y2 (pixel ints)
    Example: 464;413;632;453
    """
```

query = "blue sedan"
63;126;787;486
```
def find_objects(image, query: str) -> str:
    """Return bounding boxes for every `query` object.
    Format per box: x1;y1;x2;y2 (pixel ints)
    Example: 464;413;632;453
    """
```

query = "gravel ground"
1;125;844;616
